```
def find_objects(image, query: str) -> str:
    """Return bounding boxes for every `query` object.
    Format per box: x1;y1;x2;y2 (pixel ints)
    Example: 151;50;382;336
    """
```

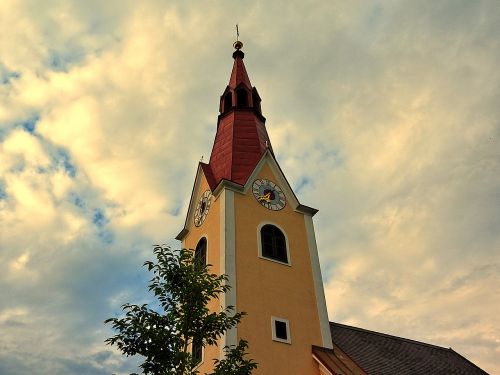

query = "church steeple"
178;41;332;374
201;41;273;189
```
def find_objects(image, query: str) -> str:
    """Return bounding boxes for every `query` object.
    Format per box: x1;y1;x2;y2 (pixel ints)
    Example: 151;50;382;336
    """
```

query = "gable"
176;163;212;241
239;150;318;216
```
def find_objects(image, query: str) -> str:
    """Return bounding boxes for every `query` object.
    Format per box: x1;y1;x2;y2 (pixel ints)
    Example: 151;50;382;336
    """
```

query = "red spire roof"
229;50;252;89
202;45;273;190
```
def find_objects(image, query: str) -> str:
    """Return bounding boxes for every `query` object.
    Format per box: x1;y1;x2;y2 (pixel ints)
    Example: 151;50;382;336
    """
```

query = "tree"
105;245;257;375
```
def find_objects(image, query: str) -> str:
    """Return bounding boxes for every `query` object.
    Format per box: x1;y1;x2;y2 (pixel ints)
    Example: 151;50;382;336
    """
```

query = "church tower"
176;41;332;374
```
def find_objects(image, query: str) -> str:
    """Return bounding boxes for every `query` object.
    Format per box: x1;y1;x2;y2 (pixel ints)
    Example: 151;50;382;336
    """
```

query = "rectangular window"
275;320;287;340
271;316;291;344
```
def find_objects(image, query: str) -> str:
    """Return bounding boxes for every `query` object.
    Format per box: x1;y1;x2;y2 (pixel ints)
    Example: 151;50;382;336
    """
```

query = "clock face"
252;179;286;211
194;190;212;227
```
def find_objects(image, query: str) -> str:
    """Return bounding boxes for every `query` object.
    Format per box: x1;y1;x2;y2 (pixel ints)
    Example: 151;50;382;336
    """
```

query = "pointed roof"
229;49;252;89
202;43;273;190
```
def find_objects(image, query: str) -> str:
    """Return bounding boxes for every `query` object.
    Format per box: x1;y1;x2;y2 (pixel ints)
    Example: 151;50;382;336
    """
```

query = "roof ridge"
330;321;452;352
448;348;489;374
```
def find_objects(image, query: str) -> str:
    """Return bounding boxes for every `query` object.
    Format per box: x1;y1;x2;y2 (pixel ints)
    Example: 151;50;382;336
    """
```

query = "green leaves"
211;340;257;375
104;245;256;375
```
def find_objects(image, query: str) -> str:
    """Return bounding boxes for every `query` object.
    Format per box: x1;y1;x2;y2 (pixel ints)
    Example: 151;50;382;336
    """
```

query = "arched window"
192;337;203;365
260;225;288;263
236;88;248;107
195;237;207;265
223;92;232;112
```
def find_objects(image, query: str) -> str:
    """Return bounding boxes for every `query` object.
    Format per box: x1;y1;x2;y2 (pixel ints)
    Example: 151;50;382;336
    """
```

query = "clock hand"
258;192;272;203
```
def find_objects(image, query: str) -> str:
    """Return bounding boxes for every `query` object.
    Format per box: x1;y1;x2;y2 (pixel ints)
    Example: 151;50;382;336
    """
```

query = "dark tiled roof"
330;322;488;375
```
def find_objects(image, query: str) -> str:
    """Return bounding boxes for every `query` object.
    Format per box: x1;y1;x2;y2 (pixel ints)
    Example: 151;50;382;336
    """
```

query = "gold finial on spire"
233;24;243;50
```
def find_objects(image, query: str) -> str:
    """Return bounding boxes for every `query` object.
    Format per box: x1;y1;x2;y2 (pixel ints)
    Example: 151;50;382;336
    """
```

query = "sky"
0;0;499;374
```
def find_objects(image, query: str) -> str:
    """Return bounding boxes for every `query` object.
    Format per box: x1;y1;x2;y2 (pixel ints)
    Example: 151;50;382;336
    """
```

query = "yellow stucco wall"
182;172;223;373
234;162;323;374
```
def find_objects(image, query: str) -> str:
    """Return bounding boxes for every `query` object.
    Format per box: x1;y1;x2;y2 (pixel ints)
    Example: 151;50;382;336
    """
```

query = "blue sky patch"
0;181;6;200
21;115;40;133
295;176;311;193
68;192;86;209
47;49;85;72
37;166;48;174
4;114;41;135
55;148;77;177
93;209;114;244
98;230;114;245
168;202;182;216
49;51;70;72
0;63;21;85
93;209;109;228
0;71;21;85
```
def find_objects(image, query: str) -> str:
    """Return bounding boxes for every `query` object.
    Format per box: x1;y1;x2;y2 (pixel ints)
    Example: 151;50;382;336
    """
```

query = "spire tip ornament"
232;24;245;59
233;40;243;50
233;24;243;51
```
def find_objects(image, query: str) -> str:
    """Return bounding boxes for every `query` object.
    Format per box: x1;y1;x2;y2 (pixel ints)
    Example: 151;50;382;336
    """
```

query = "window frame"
191;338;204;368
271;316;291;344
194;236;208;266
257;222;291;266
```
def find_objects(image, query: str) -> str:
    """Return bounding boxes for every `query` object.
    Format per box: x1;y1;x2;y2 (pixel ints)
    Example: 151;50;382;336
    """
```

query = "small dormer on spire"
219;37;262;115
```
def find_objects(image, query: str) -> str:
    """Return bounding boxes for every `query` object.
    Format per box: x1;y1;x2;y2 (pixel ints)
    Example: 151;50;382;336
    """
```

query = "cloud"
0;0;499;373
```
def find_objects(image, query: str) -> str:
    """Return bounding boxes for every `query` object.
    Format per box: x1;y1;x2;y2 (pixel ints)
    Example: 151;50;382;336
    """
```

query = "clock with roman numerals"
194;189;212;227
252;179;286;211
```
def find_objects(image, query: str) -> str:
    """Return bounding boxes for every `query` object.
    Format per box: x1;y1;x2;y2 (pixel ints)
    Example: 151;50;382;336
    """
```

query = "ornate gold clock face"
194;189;212;227
252;179;286;211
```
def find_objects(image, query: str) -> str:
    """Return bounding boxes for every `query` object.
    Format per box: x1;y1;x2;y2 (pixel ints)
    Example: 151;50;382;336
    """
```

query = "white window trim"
256;222;291;266
271;316;291;344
